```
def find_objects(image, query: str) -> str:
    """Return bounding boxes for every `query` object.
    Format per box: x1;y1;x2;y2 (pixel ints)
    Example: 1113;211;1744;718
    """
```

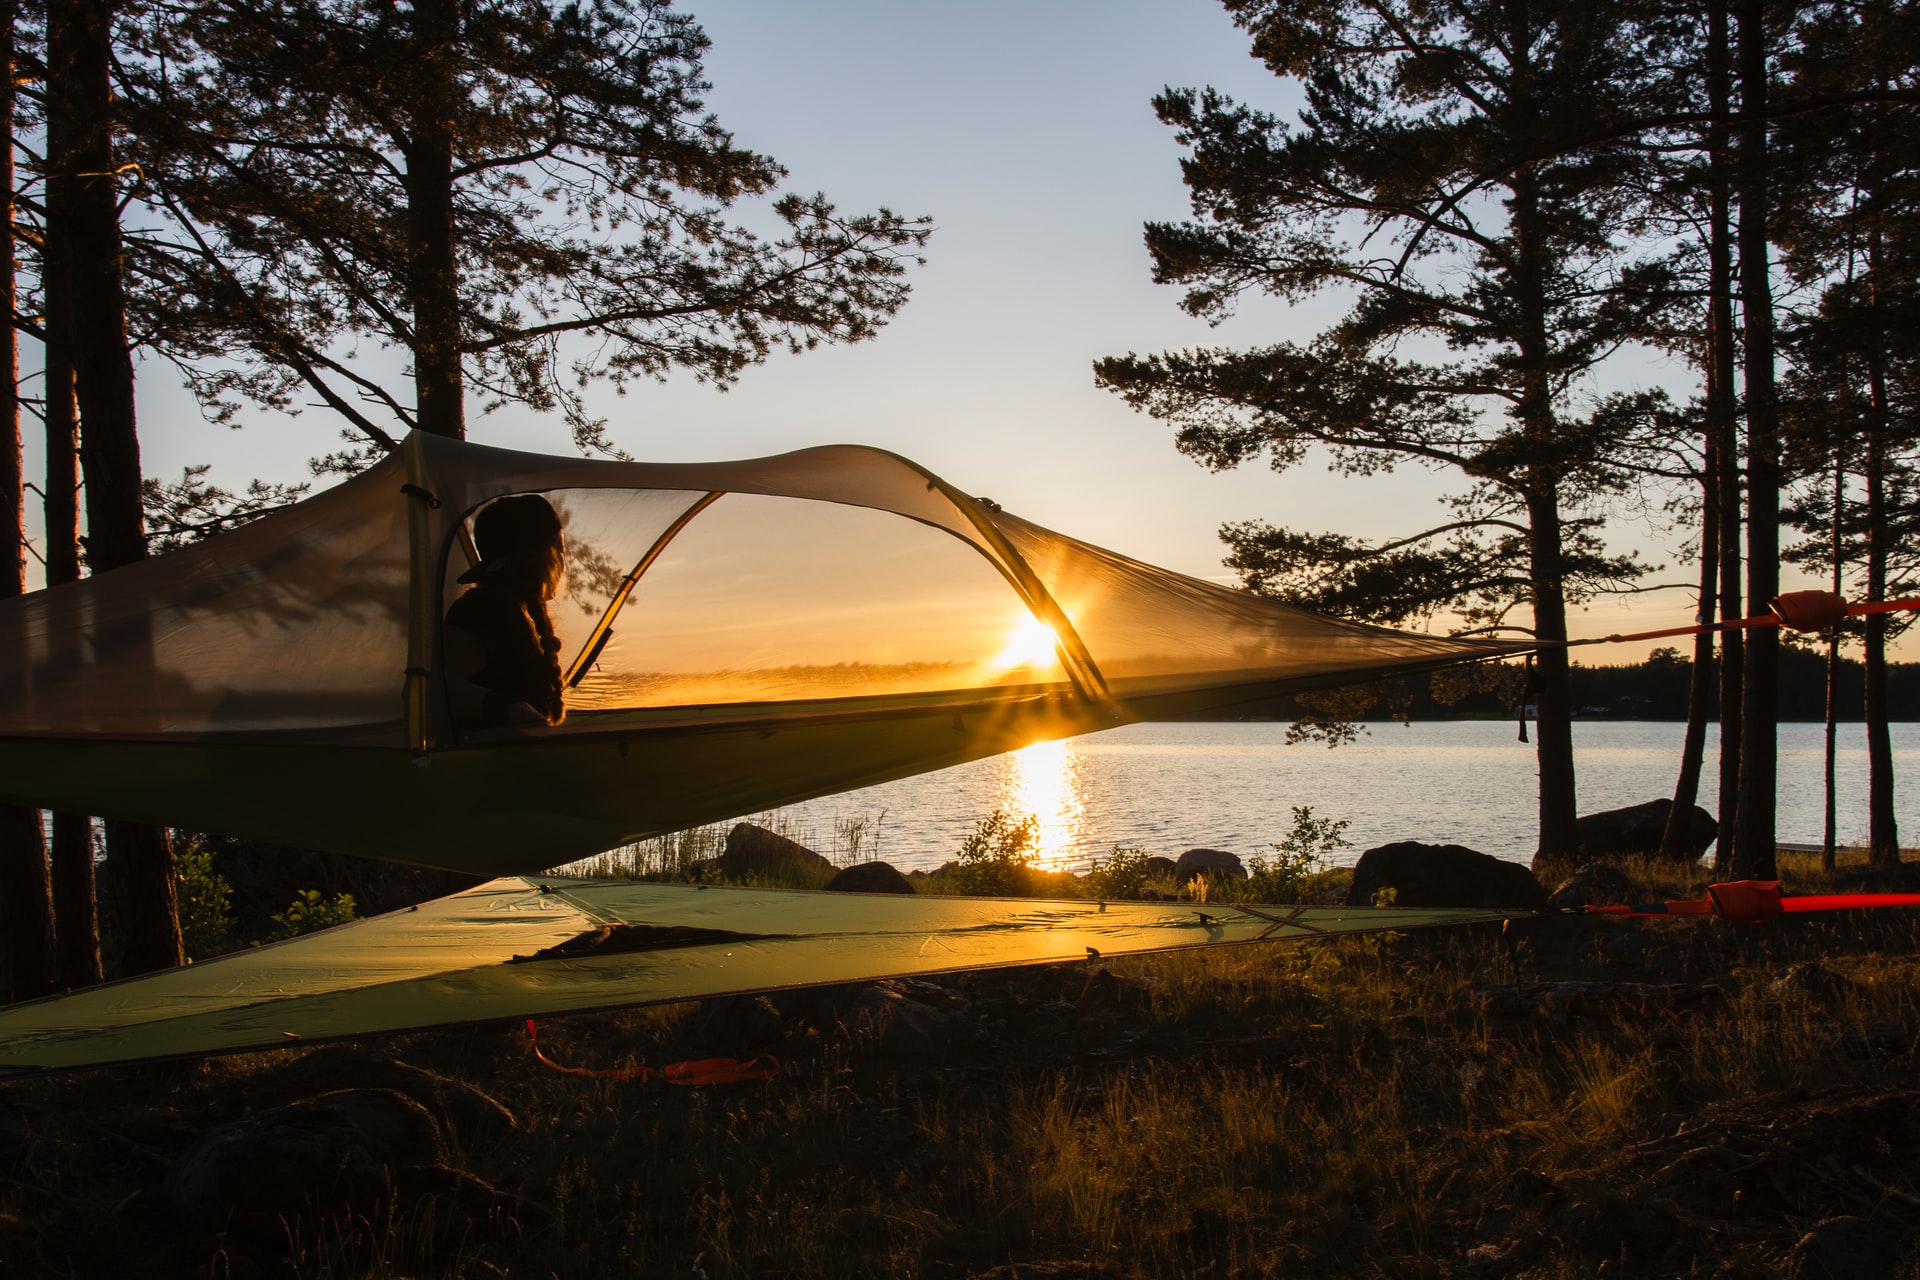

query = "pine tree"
1774;0;1920;869
1095;0;1674;859
117;0;930;451
0;0;57;1002
47;0;182;975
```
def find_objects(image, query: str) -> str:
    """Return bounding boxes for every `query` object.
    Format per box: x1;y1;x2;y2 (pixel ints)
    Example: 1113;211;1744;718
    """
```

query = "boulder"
1785;1216;1904;1280
1173;848;1246;883
1546;863;1642;910
1144;856;1179;880
826;860;917;895
1346;842;1546;910
712;823;835;885
1533;799;1715;875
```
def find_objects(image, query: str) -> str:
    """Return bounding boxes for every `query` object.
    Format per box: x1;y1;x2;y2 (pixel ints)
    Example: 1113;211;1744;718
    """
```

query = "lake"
737;720;1920;872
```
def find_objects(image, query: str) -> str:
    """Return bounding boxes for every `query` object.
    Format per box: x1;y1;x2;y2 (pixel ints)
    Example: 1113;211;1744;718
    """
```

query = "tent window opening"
540;492;1072;713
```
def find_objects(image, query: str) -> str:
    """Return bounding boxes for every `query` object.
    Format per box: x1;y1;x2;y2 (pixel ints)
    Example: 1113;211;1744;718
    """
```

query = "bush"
174;843;237;962
1241;806;1353;904
257;888;359;944
949;810;1040;896
1085;845;1155;899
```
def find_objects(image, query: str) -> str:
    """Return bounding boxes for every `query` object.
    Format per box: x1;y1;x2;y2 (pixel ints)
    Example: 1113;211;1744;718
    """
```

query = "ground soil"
4;871;1920;1278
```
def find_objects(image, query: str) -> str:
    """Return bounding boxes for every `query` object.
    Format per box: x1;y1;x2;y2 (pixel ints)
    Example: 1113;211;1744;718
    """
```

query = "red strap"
524;1020;779;1085
1586;881;1920;922
1585;898;1714;916
1570;592;1920;648
1781;892;1920;914
1707;879;1785;922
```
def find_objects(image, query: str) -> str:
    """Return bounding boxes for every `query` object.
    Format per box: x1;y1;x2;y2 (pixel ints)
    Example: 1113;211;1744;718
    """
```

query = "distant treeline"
1208;649;1920;723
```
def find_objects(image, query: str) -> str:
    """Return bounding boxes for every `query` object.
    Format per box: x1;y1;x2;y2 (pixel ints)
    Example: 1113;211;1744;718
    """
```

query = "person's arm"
444;624;545;726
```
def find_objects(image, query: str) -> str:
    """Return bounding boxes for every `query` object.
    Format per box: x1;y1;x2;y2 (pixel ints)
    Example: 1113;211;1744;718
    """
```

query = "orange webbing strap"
524;1020;780;1085
1586;879;1920;924
1586;898;1717;918
1567;591;1920;649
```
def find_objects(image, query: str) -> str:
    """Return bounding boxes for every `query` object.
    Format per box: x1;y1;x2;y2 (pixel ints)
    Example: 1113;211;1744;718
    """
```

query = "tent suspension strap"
523;1019;779;1086
1583;879;1920;924
1561;590;1920;650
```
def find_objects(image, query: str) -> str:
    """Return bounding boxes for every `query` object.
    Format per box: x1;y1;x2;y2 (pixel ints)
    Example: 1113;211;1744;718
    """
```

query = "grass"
564;809;893;881
6;850;1920;1277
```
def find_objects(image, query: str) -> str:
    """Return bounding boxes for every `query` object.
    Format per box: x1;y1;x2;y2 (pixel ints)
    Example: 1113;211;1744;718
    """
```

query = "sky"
107;0;1844;661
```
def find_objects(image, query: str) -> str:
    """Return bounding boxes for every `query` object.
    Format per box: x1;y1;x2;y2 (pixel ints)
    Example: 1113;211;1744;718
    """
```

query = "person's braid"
524;585;565;723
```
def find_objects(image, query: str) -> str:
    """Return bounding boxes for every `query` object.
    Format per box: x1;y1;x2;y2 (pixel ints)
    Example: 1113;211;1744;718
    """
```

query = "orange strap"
1569;591;1920;649
524;1019;780;1086
1585;880;1920;924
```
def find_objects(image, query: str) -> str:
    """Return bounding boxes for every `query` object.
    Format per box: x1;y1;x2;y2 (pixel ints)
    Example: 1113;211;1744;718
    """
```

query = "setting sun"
989;614;1062;671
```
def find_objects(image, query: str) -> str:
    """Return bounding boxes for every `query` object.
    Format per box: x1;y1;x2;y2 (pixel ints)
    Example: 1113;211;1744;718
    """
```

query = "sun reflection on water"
1004;738;1085;870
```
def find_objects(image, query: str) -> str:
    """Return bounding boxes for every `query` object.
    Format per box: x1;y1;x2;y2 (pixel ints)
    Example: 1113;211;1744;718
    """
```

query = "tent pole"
907;468;1113;708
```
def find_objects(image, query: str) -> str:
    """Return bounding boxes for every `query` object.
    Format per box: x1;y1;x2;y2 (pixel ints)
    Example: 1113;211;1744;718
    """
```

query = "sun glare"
1006;738;1083;869
990;614;1062;671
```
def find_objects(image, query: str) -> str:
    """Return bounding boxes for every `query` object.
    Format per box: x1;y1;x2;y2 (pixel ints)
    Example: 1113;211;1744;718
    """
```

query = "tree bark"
1508;157;1578;862
405;0;464;439
1528;490;1578;860
1661;432;1718;861
61;0;142;571
1733;0;1778;882
41;60;100;990
1708;0;1742;878
50;814;98;987
1822;445;1842;872
50;0;182;974
1864;336;1898;865
0;0;57;1003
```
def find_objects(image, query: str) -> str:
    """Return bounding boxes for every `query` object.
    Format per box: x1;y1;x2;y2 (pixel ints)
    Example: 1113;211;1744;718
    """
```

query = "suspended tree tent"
0;878;1513;1076
0;432;1522;874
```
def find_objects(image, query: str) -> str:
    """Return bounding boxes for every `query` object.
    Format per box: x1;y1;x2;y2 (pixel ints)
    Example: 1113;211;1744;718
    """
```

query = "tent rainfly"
0;432;1522;874
0;877;1516;1076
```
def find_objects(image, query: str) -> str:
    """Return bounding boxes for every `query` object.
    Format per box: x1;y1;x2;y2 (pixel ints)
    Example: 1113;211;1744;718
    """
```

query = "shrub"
258;888;359;944
949;810;1040;896
174;843;237;962
1241;806;1353;904
1084;845;1155;899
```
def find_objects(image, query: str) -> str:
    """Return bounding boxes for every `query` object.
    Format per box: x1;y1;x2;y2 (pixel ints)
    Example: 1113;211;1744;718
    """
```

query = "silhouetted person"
444;494;567;728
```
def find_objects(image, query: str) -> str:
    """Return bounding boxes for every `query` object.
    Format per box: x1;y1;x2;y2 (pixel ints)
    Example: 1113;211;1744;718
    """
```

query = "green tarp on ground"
0;879;1518;1076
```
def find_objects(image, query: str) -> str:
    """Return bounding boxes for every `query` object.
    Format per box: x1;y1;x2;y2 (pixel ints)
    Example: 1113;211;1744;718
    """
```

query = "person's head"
469;494;565;600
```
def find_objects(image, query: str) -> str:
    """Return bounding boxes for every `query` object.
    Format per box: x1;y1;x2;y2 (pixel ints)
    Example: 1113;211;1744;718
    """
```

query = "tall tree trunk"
50;0;181;974
1528;489;1578;859
1662;433;1718;862
1733;0;1779;882
1864;333;1898;866
405;0;463;439
1709;0;1742;878
0;0;57;1002
1508;159;1578;862
41;66;100;989
1822;444;1842;872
